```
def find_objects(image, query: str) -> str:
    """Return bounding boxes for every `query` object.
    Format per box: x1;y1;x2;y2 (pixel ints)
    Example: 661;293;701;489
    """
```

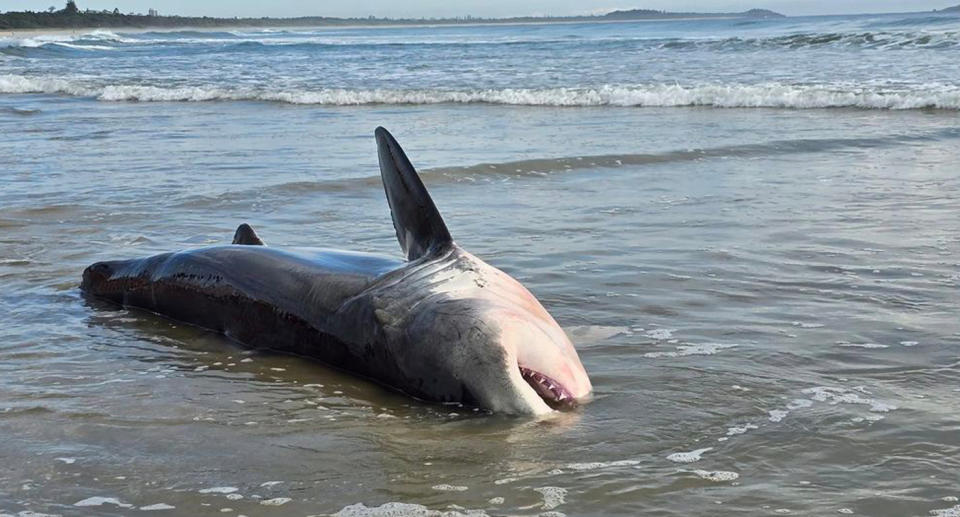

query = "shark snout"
499;313;593;412
82;261;114;290
80;260;131;299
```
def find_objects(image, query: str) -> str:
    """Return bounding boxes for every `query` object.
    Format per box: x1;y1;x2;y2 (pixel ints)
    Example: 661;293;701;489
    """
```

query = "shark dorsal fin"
232;223;265;245
375;127;453;261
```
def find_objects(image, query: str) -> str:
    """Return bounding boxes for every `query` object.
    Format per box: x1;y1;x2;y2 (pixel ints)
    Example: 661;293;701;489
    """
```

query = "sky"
2;1;954;18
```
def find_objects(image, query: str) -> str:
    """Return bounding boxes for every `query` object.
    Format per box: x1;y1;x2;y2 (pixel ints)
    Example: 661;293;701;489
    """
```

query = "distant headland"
0;1;785;31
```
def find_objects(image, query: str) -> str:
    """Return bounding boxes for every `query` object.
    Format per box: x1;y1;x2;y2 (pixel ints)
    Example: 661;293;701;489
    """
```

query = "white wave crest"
0;34;74;49
0;29;132;49
51;42;118;51
1;75;958;110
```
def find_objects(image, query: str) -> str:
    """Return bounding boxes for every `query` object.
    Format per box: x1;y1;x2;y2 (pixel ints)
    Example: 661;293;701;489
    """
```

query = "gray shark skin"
81;127;592;415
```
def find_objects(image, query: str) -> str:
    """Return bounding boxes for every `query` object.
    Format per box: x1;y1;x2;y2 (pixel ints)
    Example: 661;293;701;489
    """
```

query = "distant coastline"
0;2;785;31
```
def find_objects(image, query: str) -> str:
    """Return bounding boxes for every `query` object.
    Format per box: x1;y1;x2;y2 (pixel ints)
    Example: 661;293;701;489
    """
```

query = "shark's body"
81;128;591;415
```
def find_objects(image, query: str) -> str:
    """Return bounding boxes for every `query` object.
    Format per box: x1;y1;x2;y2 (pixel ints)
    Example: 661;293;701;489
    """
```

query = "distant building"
148;8;158;16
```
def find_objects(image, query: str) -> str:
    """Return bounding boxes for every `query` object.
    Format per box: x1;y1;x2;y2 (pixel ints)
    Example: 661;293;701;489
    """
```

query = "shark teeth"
519;366;577;410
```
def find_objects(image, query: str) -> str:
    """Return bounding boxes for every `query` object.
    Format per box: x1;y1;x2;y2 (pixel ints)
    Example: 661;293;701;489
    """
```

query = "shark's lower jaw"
519;366;577;410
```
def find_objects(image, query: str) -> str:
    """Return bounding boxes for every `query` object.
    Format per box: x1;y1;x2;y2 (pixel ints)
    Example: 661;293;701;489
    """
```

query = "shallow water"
2;12;960;517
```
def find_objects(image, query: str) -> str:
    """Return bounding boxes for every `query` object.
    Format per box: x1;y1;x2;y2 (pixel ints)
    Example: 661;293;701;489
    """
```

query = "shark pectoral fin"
232;223;266;246
375;127;453;261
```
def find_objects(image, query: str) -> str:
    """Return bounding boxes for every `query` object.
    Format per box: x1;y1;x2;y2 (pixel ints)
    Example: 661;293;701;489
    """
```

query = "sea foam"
3;28;959;51
2;75;959;110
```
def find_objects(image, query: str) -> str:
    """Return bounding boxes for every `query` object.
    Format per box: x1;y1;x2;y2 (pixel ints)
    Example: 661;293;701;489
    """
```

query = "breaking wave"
3;27;960;54
0;29;132;49
1;74;958;110
674;30;960;50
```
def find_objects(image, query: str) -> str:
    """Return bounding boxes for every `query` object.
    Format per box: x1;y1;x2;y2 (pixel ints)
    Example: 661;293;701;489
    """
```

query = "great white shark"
81;127;592;415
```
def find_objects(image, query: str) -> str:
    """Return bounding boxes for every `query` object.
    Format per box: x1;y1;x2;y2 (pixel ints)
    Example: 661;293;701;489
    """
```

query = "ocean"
1;11;959;517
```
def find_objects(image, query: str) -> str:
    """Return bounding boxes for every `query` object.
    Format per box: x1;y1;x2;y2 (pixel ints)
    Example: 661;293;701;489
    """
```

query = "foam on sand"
644;343;737;358
691;470;740;482
765;399;814;424
431;484;468;492
931;505;960;517
643;328;674;340
198;486;239;494
140;503;176;511
802;386;897;413
768;410;789;423
837;342;889;349
534;487;567;510
564;459;641;471
667;447;713;463
73;496;132;508
259;497;291;506
726;423;758;436
333;502;489;517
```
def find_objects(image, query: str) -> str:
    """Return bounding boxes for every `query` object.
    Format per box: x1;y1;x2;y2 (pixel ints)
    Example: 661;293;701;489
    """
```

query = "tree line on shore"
0;1;340;29
0;1;788;31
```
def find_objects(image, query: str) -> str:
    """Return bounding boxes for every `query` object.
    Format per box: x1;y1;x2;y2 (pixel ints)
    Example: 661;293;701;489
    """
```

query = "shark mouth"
519;366;577;410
